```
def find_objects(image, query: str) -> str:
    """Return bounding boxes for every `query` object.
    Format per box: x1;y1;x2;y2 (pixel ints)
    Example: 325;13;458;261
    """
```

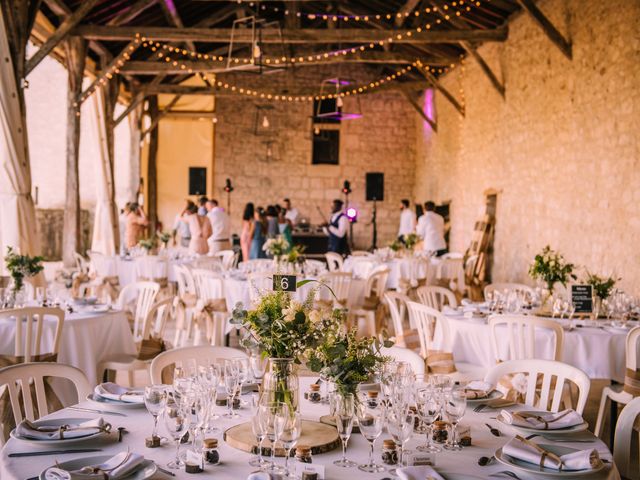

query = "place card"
273;274;297;292
295;463;325;479
571;285;593;314
404;451;436;467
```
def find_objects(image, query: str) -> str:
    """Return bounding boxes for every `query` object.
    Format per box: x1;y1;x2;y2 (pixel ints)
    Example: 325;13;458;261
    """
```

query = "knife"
9;448;102;457
67;406;127;417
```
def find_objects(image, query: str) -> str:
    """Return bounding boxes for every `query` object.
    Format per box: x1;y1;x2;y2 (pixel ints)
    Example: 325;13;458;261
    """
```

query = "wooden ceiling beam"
516;0;571;59
106;0;157;26
462;42;505;98
416;64;465;116
71;25;509;44
158;0;196;51
142;94;182;136
395;0;422;27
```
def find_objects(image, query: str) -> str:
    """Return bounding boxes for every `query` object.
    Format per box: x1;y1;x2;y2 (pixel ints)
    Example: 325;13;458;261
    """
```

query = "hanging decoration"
315;79;362;120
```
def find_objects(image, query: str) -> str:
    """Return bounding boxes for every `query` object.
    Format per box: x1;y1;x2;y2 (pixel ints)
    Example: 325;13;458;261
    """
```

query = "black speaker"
365;172;384;201
188;167;207;196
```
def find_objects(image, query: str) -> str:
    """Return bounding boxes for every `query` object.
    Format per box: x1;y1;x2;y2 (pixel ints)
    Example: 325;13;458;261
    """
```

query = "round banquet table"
0;377;619;480
444;310;637;382
0;308;137;403
116;257;182;287
343;256;445;289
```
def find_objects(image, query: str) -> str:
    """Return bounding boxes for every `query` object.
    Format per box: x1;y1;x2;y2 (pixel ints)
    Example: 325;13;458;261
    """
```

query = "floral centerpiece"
585;271;618;300
263;235;290;262
231;288;342;411
138;236;157;254
286;244;306;265
403;233;420;251
157;231;171;249
307;329;391;397
4;247;44;306
528;245;576;292
389;239;403;253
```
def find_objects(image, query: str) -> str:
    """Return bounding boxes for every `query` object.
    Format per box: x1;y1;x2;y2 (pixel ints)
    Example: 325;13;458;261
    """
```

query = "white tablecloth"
343;256;439;289
445;313;635;382
0;376;619;480
0;309;136;401
117;258;181;287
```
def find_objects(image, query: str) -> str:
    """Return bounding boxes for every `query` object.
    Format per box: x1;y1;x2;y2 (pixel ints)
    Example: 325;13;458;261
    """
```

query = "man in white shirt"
283;198;299;226
416;201;447;256
206;199;231;253
322;199;349;254
398;199;416;241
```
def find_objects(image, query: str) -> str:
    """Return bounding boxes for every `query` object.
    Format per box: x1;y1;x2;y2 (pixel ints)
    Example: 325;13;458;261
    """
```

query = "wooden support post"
146;96;159;233
517;0;571;60
102;75;121;251
142;94;182;137
127;103;142;204
62;36;87;267
462;42;505;98
401;88;437;133
114;91;145;127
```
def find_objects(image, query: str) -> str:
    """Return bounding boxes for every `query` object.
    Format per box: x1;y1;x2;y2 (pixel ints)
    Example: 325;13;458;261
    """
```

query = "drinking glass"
415;386;441;453
387;408;415;475
164;395;190;469
249;413;266;468
233;357;250;405
333;393;357;468
259;401;289;474
249;350;268;382
144;385;166;439
356;401;385;472
280;411;302;478
198;364;220;430
443;386;466;451
224;360;240;419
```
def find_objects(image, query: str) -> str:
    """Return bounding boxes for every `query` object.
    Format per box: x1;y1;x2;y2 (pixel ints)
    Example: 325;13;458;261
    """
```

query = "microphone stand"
369;198;378;251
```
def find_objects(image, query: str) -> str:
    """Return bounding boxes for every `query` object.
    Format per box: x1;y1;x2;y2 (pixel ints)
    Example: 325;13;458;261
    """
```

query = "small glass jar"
366;390;380;408
308;384;322;403
381;439;398;465
432;420;449;444
295;445;313;464
203;438;220;465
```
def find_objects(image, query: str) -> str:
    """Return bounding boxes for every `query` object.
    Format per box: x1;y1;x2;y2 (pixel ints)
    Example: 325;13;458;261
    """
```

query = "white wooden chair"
0;363;91;445
435;256;464;292
191;269;228;346
0;308;65;362
489;314;564;362
87;251;118;278
613;396;640;479
397;256;429;293
406;301;486;382
73;252;90;276
134;255;169;285
351;267;390;336
150;345;248;385
116;281;160;336
594;326;640;437
348;258;376;279
383;291;411;347
174;264;197;299
484;283;534;299
98;297;174;386
318;271;352;309
173;265;198;348
213;250;237;270
381;346;425;377
325;252;343;272
484;359;591;414
416;285;458;311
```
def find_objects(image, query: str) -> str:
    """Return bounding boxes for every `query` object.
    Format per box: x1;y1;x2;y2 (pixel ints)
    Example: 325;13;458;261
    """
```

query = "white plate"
495;444;605;477
87;393;145;409
496;411;589;435
10;418;108;446
466;389;504;404
91;304;110;313
39;455;157;480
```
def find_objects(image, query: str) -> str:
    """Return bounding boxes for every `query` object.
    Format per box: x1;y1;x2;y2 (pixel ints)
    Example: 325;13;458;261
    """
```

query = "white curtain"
90;89;116;256
0;8;40;272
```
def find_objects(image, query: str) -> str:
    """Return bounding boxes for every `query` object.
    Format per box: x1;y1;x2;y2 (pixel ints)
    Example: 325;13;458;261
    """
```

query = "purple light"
346;207;358;220
422;89;435;136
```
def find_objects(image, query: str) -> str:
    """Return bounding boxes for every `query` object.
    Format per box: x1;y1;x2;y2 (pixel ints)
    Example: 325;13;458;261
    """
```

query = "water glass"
259;401;289;474
280;411;302;478
144;385;166;438
415;386;441;453
387;408;415;474
333;393;357;468
224;360;240;419
443;386;466;451
164;395;190;469
356;401;385;473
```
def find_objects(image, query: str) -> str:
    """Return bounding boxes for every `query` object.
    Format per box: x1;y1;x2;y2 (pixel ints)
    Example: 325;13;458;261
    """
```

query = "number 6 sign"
273;274;297;292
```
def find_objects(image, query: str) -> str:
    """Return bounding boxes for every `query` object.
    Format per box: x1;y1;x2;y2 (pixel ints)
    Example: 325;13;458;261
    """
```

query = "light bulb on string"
262;115;270;128
336;96;344;108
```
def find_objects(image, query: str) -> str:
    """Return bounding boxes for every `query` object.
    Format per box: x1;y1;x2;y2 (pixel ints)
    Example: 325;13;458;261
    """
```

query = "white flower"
308;310;322;324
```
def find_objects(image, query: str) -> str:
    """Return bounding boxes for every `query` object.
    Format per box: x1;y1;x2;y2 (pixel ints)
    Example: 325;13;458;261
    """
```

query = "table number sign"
571;285;593;313
273;274;297;292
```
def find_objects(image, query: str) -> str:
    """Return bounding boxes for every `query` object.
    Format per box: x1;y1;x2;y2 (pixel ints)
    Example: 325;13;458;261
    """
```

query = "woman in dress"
240;202;255;262
265;205;279;239
249;207;267;259
182;202;212;255
277;208;293;251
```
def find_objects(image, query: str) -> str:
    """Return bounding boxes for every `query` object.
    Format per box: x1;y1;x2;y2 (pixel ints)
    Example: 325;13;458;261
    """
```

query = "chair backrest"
174;264;196;297
436;257;464;289
406;301;451;358
483;359;591;414
383;291;411;347
142;297;174;341
73;252;90;275
484;283;534;299
0;362;91;439
0;308;65;361
325;252;343;272
488;314;564;362
625;326;640;371
351;250;372;257
192;269;225;301
416;285;458;311
87;251;118;277
150;346;248;384
381;346;425;377
402;256;429;286
613;396;640;479
348;259;376;279
134;255;168;280
116;282;160;337
319;272;352;306
213;250;237;270
364;267;390;300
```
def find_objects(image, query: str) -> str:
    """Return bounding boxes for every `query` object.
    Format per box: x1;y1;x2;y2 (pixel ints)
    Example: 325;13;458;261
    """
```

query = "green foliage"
585;271;618;300
286;244;306;264
138;236;158;251
528;245;576;290
403;233;420;251
4;247;44;292
263;236;290;257
157;231;171;245
389;239;403;252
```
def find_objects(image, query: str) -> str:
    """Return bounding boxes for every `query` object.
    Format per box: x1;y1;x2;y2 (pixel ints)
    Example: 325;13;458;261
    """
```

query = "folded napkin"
95;383;144;404
397;466;444;480
503;435;601;471
45;452;145;480
246;473;272;480
501;409;584;430
464;381;494;399
16;418;109;441
442;305;461;316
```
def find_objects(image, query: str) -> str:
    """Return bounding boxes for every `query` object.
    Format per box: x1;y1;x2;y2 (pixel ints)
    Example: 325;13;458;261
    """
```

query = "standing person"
416;201;447;256
172;201;192;248
283;198;299;226
322;199;349;255
206;199;231;253
249;207;267;259
182;202;212;255
240;202;255;262
397;198;416;242
265;205;279;239
197;196;208;216
125;202;149;249
277;208;293;251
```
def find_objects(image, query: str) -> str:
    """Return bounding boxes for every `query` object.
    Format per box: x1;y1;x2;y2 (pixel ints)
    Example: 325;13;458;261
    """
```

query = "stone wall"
414;0;640;294
212;67;417;248
36;209;92;260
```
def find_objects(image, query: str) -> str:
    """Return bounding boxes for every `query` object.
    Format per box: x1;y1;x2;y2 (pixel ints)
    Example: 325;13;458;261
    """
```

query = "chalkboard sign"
571;285;593;313
273;274;297;292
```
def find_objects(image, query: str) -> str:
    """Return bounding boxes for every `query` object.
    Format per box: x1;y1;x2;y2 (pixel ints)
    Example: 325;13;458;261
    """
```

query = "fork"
473;403;487;413
489;471;522;480
525;433;596;443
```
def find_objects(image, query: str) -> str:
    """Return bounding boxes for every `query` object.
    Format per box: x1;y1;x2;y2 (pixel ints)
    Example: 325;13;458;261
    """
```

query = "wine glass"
223;360;240;419
415;386;441;453
443;386;466;451
387;408;415;475
233;357;250;405
333;393;357;468
259;401;289;474
164;395;190;469
198;364;220;431
144;385;166;440
280;411;302;478
249;350;268;382
250;413;266;468
356;400;385;473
